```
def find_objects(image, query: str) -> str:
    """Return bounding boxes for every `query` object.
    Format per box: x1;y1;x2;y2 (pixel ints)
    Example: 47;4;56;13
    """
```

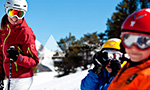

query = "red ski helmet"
121;8;150;34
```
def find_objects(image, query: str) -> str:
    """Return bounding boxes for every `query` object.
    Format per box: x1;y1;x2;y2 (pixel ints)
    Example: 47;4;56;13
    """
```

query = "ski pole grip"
10;46;15;49
9;46;15;61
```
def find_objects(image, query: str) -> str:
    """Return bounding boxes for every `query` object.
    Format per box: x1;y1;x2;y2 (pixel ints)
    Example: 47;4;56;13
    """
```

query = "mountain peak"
45;35;62;52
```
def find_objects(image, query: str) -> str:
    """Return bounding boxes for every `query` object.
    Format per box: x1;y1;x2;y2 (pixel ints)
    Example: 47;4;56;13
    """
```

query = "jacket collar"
136;60;150;69
7;18;27;29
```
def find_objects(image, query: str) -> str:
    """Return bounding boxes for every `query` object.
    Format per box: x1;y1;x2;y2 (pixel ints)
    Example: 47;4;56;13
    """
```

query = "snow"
4;70;89;90
30;70;88;90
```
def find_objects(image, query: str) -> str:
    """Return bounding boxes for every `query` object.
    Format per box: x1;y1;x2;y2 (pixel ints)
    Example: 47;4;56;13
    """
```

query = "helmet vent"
137;14;146;19
7;2;11;4
23;5;26;7
14;4;20;7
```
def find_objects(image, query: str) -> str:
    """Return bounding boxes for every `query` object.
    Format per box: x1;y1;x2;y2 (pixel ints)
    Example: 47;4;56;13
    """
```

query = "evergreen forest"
52;0;150;77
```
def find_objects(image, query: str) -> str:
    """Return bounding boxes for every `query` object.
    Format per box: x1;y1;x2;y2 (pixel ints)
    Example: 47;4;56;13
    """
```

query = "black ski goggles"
122;33;150;49
102;50;122;62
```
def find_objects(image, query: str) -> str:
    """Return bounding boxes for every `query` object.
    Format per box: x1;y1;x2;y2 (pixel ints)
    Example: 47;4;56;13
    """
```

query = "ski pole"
7;46;15;90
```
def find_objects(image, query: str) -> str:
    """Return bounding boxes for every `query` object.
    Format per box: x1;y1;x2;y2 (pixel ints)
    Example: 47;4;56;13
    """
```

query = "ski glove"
92;51;109;75
7;47;19;61
110;60;121;76
0;80;4;90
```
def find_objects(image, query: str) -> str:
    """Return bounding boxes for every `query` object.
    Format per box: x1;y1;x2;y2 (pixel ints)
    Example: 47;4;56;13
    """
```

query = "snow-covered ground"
4;69;89;90
30;70;88;90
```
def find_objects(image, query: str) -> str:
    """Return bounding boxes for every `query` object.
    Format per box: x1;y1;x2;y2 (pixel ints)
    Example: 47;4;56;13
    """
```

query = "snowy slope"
3;69;89;90
30;70;89;90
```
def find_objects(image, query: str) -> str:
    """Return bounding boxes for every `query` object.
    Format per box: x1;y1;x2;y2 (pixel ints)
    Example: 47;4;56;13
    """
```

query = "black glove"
110;60;121;76
0;80;4;90
7;47;19;61
92;51;109;75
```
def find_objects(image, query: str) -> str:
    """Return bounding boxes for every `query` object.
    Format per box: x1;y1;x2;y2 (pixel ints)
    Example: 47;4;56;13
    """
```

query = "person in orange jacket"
108;8;150;90
0;0;39;90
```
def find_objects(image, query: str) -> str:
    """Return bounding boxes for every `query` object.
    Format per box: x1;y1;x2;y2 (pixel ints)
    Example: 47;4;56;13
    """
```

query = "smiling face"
121;32;150;62
105;60;112;73
125;45;150;62
8;16;21;25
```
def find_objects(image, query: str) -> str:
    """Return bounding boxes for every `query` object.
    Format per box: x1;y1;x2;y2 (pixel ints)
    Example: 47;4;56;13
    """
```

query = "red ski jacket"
0;31;5;80
1;18;39;78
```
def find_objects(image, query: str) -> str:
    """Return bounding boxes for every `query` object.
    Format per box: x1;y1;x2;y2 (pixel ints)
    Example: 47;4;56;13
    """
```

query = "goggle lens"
7;8;25;19
122;34;150;49
102;50;122;62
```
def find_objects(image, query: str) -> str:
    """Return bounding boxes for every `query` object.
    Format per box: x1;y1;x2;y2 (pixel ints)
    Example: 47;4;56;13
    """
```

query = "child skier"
108;8;150;90
0;0;39;90
81;38;123;90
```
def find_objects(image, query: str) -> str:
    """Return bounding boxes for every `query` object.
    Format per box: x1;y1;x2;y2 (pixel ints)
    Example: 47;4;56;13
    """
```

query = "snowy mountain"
35;40;56;72
45;35;62;52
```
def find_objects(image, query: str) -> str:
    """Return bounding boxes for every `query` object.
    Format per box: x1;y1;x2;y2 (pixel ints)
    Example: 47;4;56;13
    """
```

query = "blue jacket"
81;69;115;90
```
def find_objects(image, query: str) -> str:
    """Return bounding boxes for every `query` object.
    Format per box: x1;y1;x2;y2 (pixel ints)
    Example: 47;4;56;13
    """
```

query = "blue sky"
0;0;122;46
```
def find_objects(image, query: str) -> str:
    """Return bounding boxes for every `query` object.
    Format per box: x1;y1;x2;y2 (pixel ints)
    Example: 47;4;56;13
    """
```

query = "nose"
12;16;18;20
130;44;139;50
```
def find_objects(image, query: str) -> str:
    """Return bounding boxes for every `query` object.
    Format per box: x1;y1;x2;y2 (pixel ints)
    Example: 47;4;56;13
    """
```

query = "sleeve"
15;28;39;68
80;70;100;90
0;42;5;80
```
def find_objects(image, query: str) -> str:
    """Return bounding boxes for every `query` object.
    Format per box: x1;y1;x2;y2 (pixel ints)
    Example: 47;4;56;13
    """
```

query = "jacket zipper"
3;24;11;61
3;24;18;71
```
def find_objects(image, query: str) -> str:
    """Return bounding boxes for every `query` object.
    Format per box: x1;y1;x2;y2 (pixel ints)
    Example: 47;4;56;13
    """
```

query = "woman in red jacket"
108;8;150;90
0;0;39;90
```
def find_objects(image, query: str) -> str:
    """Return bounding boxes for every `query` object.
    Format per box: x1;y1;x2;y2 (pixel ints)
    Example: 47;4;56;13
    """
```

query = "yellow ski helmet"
101;38;121;51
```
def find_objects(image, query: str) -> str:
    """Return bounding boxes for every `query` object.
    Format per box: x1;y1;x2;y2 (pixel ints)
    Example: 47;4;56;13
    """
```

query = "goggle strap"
95;59;101;65
122;29;150;35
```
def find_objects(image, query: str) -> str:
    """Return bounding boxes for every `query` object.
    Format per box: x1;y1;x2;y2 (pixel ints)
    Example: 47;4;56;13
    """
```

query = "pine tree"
106;0;138;38
98;32;107;44
79;32;101;69
55;33;79;75
139;0;150;8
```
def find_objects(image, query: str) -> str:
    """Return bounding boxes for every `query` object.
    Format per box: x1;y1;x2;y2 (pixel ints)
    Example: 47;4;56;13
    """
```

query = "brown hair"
1;14;8;30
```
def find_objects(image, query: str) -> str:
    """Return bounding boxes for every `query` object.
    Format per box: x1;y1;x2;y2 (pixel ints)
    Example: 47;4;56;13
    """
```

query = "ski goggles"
122;33;150;49
102;50;122;62
6;8;26;19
